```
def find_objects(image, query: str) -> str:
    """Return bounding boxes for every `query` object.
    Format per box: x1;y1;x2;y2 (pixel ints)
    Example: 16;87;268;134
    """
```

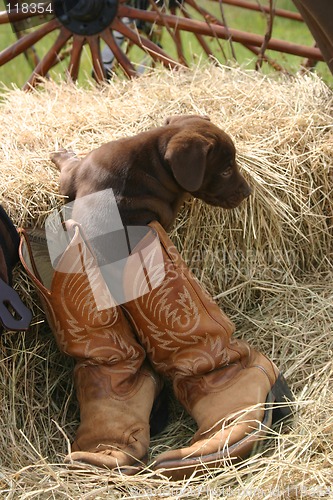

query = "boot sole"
152;372;295;480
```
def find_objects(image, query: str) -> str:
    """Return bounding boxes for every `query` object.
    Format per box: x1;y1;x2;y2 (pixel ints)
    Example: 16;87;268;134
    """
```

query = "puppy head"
164;114;210;126
164;120;251;209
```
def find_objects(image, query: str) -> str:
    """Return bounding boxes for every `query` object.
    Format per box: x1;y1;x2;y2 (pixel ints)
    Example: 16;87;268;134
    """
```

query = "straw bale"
0;63;332;499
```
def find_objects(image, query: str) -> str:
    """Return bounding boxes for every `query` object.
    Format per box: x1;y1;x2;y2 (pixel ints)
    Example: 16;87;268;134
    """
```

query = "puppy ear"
165;133;211;192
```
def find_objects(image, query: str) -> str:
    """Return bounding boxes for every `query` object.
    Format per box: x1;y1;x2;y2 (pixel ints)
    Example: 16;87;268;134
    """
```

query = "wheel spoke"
184;0;229;59
112;16;182;70
68;35;85;81
101;28;138;78
149;1;188;66
168;5;188;65
87;36;104;83
182;17;214;58
211;0;303;22
0;18;59;66
12;30;42;69
180;5;214;58
119;4;324;61
24;27;72;89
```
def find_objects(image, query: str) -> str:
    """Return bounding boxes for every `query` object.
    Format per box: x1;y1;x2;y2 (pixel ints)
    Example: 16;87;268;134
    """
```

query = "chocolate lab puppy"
51;115;251;230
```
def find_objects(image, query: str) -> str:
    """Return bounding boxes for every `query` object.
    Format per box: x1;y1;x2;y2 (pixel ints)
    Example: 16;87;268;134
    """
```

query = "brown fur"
51;115;251;231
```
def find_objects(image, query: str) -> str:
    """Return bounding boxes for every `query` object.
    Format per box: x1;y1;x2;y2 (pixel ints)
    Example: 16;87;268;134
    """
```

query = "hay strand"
0;63;332;498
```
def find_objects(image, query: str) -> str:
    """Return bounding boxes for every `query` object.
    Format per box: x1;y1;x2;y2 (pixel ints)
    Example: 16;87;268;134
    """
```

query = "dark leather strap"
0;278;32;331
0;205;20;268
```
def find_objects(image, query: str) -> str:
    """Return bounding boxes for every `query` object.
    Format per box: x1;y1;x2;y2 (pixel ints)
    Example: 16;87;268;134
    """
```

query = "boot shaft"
122;221;247;385
19;221;145;374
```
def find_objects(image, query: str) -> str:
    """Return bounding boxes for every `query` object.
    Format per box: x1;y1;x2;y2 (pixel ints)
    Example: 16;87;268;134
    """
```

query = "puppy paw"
50;149;78;170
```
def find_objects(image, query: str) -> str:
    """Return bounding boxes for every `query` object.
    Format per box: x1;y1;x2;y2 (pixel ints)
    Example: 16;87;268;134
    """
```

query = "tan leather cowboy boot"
121;221;294;479
18;220;163;473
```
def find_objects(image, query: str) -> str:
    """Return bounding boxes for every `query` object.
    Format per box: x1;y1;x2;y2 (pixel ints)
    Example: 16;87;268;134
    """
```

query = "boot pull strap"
0;277;32;331
17;228;51;298
148;221;185;269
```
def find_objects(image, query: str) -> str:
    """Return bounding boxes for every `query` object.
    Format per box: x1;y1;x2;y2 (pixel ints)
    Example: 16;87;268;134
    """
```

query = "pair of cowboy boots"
19;218;293;479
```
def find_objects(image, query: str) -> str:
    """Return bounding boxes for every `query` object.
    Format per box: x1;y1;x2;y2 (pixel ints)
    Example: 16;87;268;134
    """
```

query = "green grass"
0;0;331;89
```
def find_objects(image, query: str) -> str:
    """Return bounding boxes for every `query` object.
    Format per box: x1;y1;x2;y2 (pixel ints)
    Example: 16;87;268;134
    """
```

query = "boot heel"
271;373;295;425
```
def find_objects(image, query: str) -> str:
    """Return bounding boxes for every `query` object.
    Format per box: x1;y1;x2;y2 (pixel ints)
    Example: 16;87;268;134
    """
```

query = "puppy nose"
242;180;252;198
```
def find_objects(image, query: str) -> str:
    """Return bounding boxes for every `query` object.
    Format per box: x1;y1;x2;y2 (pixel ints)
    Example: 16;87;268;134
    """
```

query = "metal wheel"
0;0;324;89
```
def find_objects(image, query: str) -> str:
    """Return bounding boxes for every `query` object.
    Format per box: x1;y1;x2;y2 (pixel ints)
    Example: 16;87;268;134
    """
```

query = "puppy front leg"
51;149;80;171
50;149;81;200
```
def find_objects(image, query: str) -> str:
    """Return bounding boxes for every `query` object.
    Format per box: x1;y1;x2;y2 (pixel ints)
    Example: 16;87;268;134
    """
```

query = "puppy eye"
221;166;233;177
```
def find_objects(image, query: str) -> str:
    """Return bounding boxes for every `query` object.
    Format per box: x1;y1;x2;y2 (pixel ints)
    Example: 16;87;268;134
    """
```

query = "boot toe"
65;447;147;474
152;405;276;480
